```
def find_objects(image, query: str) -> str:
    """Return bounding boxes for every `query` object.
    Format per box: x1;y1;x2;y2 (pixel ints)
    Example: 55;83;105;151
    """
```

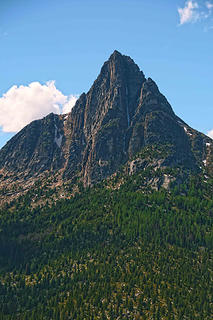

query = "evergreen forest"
0;171;212;319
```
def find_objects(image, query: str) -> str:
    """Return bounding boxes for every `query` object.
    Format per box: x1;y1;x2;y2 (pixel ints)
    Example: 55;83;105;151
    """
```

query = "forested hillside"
0;170;212;319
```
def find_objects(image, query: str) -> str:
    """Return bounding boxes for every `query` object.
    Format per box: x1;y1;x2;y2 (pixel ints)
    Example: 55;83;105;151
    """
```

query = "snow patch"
123;134;126;154
203;160;207;166
206;142;210;147
54;124;63;148
126;86;130;127
184;127;192;136
55;134;63;148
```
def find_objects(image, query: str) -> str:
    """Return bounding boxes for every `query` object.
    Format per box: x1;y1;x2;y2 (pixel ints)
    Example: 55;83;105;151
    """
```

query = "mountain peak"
107;50;143;74
108;50;132;64
97;50;143;78
110;49;123;58
0;52;212;202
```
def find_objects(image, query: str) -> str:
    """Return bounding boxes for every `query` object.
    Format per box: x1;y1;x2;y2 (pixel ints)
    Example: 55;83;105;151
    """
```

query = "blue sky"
0;0;213;148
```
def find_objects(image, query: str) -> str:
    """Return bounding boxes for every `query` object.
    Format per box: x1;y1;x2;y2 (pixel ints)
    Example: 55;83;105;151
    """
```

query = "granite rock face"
0;50;212;192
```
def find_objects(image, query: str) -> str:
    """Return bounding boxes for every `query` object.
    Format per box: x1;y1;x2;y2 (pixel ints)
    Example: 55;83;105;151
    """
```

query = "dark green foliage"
0;174;212;319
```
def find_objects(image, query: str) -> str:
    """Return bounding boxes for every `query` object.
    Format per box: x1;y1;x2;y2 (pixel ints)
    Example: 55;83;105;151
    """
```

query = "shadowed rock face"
0;50;212;189
0;113;65;176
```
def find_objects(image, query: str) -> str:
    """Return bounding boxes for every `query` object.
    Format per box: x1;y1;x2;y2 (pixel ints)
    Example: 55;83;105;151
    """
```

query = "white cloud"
178;1;200;25
62;95;79;114
0;81;78;133
207;129;213;139
178;1;213;26
206;1;213;10
0;28;8;37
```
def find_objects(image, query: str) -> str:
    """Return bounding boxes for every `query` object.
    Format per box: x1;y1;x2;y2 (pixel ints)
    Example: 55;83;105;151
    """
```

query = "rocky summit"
0;50;212;202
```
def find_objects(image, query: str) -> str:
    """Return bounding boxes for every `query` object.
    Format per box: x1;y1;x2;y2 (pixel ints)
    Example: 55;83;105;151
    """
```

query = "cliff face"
63;50;146;185
0;50;212;198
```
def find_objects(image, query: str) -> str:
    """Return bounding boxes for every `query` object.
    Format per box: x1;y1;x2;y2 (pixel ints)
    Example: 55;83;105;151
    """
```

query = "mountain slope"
0;170;212;319
0;51;212;203
0;51;212;319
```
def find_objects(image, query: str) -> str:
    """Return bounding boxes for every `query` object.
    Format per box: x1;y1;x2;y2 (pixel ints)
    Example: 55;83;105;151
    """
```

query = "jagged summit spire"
107;50;142;71
112;49;122;55
83;50;146;131
109;50;123;59
96;50;145;87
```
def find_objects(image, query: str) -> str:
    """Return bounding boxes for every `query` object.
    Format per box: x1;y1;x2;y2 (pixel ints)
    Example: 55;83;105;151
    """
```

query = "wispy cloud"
207;129;213;139
0;81;78;133
0;29;8;38
178;1;200;25
206;1;213;10
178;1;213;25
